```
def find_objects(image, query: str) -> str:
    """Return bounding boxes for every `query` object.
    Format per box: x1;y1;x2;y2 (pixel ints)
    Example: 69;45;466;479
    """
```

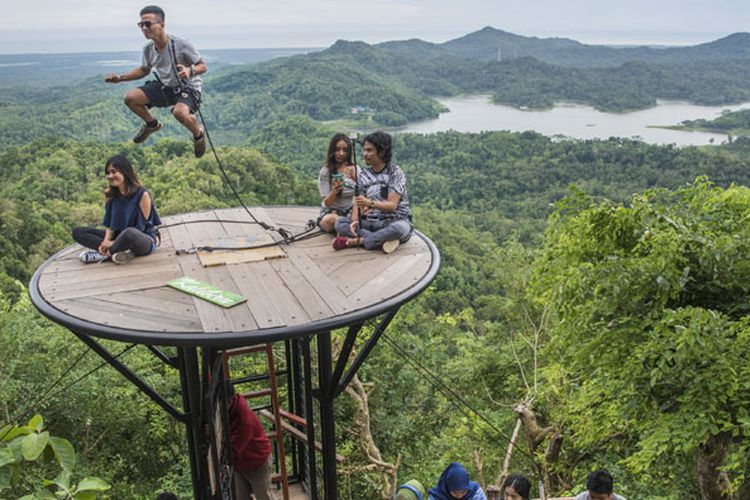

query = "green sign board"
167;276;247;308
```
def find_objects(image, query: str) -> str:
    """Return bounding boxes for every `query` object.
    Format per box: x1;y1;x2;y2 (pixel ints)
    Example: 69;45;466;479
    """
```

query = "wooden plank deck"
33;206;437;345
271;482;308;500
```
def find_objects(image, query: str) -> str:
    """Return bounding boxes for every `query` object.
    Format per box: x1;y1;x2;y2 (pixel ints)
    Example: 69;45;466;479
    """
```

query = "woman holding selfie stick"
316;133;360;233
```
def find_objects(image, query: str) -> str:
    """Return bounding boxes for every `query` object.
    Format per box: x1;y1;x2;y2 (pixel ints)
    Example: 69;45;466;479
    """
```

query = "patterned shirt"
359;163;411;220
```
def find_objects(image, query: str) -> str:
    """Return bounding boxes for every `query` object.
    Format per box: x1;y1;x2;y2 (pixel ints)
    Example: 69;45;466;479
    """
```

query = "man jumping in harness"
105;5;207;157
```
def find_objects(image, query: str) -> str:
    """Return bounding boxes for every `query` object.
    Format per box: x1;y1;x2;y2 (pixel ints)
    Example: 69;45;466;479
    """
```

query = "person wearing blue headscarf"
428;462;487;500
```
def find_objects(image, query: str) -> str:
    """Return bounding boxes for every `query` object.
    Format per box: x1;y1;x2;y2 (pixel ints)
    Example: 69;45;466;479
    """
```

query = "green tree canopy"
533;179;750;498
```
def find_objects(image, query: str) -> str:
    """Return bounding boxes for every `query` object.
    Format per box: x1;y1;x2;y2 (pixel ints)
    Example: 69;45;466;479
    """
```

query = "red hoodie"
228;394;272;472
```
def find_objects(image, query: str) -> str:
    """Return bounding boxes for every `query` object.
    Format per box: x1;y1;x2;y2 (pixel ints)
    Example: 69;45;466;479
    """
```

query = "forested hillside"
3;29;750;147
674;108;750;136
380;26;750;67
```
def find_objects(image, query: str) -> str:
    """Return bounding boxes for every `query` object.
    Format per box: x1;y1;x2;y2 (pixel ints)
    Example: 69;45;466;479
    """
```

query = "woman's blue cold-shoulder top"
103;187;162;239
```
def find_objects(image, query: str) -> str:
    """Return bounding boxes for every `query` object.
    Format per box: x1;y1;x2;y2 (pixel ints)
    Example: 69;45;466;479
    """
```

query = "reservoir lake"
399;95;750;146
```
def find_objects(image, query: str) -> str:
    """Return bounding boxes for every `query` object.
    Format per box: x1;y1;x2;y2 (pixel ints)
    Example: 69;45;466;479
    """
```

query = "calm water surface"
400;95;750;146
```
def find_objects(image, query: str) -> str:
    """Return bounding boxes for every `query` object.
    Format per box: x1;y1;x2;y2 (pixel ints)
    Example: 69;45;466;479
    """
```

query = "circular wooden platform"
29;206;439;347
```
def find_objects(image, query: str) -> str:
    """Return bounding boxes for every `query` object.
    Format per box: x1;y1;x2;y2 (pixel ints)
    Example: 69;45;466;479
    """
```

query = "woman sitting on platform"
73;154;161;265
333;131;412;254
317;133;359;233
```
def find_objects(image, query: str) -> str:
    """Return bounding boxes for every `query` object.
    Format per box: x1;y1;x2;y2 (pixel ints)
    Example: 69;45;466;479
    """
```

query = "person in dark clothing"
428;462;487;500
225;383;274;500
72;154;161;265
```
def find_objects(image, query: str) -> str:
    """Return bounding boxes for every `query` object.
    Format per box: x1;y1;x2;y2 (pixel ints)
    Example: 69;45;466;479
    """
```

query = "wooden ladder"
223;344;290;500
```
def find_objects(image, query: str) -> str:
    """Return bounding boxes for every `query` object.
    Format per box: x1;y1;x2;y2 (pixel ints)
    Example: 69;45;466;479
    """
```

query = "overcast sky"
1;0;748;54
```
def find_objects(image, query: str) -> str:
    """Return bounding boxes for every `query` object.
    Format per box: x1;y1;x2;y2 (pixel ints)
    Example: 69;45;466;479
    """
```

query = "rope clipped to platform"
166;65;312;251
162;218;324;255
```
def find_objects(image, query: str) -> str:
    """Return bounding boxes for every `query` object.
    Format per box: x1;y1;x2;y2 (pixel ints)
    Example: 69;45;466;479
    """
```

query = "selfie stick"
349;132;362;243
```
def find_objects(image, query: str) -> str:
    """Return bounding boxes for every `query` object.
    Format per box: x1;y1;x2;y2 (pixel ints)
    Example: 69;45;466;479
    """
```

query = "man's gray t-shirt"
141;35;203;92
575;493;626;500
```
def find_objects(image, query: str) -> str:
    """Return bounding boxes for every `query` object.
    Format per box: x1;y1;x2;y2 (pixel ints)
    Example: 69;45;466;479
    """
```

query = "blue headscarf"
428;462;484;500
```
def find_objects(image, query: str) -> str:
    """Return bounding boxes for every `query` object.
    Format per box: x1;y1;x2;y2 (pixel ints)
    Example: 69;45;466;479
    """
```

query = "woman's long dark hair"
325;133;352;187
104;154;142;200
502;473;531;500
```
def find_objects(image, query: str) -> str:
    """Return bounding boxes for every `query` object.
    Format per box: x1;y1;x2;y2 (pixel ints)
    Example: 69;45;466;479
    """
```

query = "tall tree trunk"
696;432;731;500
514;402;555;493
495;417;523;488
473;449;486;491
345;374;400;499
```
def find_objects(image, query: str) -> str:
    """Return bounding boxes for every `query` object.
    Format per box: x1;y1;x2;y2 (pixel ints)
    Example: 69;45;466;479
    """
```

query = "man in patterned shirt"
333;131;412;254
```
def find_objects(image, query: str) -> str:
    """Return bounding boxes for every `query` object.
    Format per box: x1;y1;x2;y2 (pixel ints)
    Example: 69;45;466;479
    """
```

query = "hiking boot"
133;121;162;143
382;240;400;254
112;249;135;265
79;250;107;264
194;129;206;158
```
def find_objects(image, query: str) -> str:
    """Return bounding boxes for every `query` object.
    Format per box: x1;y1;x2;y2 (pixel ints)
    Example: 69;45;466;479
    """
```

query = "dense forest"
2;27;750;500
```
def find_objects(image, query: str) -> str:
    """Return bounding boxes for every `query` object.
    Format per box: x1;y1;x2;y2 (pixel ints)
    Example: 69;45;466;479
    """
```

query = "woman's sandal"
332;236;348;250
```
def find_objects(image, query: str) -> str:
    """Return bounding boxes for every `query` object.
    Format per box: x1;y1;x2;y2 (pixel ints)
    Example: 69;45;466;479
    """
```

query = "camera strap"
169;38;204;108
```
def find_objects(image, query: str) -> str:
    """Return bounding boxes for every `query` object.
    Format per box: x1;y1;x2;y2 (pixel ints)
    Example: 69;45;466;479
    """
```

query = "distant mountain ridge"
377;26;750;67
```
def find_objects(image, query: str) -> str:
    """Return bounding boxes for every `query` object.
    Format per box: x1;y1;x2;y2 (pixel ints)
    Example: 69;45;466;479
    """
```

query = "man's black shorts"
139;80;200;113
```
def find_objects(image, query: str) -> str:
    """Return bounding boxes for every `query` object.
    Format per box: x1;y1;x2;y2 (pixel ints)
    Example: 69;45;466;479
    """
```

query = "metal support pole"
335;307;400;398
73;332;184;421
301;338;318;499
146;345;177;367
330;322;365;392
178;347;207;500
317;331;337;500
286;339;301;480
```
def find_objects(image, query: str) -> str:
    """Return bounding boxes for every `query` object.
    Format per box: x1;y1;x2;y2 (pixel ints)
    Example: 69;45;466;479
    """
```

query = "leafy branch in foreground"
1;415;110;499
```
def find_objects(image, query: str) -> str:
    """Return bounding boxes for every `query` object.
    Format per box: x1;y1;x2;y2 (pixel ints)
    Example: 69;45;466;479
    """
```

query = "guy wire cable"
380;331;539;466
0;344;137;441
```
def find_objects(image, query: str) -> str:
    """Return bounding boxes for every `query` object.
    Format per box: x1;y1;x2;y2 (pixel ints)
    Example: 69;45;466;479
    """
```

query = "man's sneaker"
112;249;135;265
194;129;206;158
133;121;162;143
382;240;400;254
79;250;107;264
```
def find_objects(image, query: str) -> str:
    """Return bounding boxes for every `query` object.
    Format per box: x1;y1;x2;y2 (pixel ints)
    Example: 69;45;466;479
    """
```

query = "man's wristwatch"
190;64;196;77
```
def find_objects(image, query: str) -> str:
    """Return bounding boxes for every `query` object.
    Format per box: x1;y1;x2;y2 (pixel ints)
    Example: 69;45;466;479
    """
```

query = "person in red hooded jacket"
226;382;274;500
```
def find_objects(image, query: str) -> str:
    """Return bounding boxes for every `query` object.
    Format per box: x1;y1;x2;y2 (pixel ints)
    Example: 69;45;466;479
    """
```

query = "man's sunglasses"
137;20;161;29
